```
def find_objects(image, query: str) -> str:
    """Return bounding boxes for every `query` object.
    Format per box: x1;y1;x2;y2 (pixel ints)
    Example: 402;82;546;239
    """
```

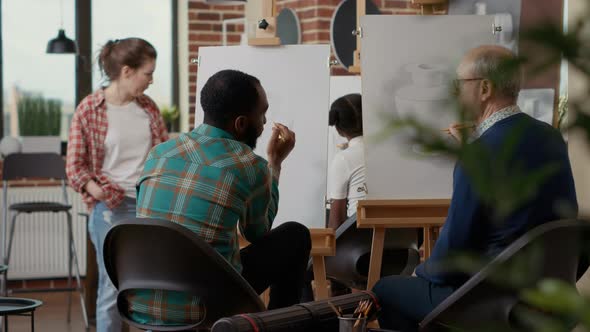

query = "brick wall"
186;0;445;129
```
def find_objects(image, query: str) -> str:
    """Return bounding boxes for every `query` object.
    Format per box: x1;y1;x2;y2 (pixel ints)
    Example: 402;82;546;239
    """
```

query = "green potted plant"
17;93;62;154
160;105;180;133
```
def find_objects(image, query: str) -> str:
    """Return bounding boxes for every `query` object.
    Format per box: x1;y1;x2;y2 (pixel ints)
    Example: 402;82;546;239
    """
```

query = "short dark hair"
329;93;363;137
200;70;261;127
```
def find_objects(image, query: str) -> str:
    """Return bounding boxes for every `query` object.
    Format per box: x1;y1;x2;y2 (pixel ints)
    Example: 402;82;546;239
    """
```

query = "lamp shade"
46;29;77;54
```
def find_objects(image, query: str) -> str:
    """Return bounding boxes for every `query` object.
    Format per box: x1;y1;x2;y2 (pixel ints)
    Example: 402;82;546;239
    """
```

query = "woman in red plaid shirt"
66;38;168;332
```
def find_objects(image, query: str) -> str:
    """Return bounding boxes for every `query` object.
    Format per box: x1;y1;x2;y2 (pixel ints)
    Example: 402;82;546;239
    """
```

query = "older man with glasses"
371;45;578;332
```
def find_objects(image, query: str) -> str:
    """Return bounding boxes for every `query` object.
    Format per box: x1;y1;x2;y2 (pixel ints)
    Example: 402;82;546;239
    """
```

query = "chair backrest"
2;153;66;180
324;214;422;288
103;217;265;329
419;219;590;332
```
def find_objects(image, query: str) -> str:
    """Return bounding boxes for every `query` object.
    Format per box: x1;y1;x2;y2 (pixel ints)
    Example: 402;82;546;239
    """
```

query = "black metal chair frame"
1;153;88;329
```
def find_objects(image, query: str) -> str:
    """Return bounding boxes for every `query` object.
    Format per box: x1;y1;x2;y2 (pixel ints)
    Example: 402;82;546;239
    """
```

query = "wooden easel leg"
424;227;432;259
366;227;386;291
312;255;329;300
261;288;270;307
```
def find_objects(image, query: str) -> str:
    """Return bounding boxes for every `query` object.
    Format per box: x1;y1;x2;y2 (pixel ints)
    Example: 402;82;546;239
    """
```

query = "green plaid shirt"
125;124;279;326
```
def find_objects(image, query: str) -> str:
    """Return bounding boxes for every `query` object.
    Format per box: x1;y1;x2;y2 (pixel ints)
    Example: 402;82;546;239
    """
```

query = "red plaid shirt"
66;89;168;210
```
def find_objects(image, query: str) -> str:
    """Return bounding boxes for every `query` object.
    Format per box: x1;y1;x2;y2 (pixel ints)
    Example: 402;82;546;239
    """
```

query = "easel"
243;0;336;301
348;0;364;73
248;0;281;46
357;199;450;290
239;228;336;302
348;0;447;73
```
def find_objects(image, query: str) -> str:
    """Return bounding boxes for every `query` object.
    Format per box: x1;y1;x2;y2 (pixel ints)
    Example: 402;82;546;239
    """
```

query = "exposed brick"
211;4;244;11
226;24;245;33
317;8;335;17
298;8;316;19
227;34;243;44
196;12;221;21
189;1;210;10
302;20;331;31
384;0;411;9
189;23;212;30
317;0;341;6
189;33;222;43
222;13;245;20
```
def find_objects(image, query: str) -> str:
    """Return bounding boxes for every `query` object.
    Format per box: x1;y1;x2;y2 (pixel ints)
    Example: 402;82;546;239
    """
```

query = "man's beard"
244;124;259;149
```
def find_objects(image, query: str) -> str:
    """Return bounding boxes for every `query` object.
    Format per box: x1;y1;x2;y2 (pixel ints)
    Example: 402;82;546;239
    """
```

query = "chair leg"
66;213;73;324
6;212;20;267
3;212;20;297
66;213;89;330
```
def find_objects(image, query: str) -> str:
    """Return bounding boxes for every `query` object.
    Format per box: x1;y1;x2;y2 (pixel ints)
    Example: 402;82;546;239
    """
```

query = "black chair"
324;214;422;289
103;218;266;331
419;219;590;332
1;153;88;328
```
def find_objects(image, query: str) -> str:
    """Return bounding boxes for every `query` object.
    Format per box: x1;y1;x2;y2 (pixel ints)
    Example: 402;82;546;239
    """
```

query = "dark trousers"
372;275;456;332
240;221;312;309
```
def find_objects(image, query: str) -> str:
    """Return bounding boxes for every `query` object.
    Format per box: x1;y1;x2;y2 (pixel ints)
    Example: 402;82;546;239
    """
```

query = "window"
2;0;76;140
1;0;175;140
92;0;172;107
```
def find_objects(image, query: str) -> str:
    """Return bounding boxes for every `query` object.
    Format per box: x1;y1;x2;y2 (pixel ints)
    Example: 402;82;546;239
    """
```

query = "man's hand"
267;122;295;169
446;123;475;142
84;180;106;201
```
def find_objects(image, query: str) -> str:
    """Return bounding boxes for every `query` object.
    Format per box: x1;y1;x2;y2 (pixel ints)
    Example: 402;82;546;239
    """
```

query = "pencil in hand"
441;123;475;133
273;122;286;142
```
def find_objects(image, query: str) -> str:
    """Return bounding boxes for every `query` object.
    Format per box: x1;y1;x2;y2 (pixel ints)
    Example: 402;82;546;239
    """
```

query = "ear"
234;115;249;136
121;65;133;79
480;79;493;102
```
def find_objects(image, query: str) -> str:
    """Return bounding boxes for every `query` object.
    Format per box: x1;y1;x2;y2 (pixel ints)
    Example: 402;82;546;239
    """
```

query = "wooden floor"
8;292;142;332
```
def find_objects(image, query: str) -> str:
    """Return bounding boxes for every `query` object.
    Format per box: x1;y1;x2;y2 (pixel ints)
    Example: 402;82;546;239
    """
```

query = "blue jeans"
372;275;456;332
89;197;136;332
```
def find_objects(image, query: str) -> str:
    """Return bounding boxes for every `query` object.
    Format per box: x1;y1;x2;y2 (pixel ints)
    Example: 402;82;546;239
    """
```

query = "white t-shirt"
101;101;152;198
328;136;367;217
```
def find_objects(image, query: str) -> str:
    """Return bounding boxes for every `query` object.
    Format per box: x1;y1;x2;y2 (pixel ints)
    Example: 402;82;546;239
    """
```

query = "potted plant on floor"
17;94;62;154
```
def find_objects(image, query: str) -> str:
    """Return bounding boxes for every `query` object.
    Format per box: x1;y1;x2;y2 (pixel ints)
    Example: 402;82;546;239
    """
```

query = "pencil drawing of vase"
395;63;454;155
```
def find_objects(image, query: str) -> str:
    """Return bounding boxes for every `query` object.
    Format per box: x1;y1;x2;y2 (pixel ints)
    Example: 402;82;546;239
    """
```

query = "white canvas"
195;45;331;228
360;15;496;199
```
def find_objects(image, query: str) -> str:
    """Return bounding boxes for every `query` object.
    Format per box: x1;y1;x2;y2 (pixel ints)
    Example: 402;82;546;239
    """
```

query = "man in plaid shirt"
125;69;312;326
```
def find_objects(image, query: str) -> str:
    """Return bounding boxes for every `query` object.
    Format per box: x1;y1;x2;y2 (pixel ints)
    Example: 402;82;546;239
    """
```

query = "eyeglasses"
452;77;484;95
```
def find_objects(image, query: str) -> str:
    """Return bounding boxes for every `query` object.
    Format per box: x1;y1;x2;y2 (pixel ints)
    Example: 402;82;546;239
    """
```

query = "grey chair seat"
9;202;72;213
